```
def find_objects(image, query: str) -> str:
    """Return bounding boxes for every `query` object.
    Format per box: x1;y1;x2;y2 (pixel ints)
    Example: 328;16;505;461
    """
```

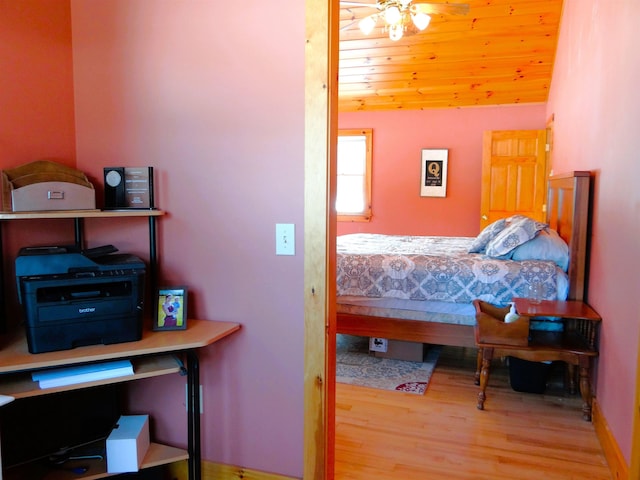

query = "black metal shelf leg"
0;222;5;333
148;216;158;295
74;218;84;249
186;350;201;480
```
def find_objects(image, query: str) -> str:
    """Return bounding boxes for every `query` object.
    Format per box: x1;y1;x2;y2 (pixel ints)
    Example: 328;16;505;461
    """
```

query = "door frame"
303;0;338;478
303;10;640;479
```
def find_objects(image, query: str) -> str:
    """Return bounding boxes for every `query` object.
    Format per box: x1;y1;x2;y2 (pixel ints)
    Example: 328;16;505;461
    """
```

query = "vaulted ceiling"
338;0;564;111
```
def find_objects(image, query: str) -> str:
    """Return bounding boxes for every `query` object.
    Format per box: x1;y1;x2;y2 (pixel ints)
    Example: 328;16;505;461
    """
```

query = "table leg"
187;350;201;480
578;357;592;421
567;363;577;394
474;348;482;385
477;347;494;410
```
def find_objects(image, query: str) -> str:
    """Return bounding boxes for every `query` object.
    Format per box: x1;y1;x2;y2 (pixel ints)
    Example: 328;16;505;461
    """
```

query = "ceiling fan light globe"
412;12;431;31
384;6;402;25
359;15;377;35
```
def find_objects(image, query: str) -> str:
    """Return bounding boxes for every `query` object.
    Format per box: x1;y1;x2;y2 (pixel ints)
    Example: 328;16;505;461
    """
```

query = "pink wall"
338;106;547;237
0;0;76;168
79;1;305;476
0;0;77;322
547;0;640;464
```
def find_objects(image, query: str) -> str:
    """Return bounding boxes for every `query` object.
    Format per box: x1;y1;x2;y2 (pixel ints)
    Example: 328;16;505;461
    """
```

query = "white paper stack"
32;359;134;389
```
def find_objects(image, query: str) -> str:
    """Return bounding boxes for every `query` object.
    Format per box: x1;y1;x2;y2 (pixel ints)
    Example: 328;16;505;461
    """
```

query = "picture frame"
420;149;449;197
153;286;188;331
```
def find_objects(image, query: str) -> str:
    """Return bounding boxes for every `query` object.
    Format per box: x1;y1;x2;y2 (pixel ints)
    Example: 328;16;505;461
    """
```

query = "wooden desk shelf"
0;209;239;479
0;319;240;480
5;442;188;480
0;354;182;399
0;209;165;221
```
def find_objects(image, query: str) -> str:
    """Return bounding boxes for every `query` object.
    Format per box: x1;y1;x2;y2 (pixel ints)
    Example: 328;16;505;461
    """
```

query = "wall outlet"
369;337;388;353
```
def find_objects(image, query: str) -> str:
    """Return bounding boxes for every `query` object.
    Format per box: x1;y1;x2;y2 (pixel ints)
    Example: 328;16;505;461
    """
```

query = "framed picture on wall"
420;149;449;197
153;286;188;331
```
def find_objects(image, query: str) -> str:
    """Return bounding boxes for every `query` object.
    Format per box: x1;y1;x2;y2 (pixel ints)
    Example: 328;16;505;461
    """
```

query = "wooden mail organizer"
473;298;601;421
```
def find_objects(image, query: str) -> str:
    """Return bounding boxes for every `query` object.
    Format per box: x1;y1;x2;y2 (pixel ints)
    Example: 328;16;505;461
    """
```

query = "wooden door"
480;129;547;229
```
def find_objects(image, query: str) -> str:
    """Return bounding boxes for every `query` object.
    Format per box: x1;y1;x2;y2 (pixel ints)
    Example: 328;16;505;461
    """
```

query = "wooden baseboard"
592;397;628;480
166;459;300;480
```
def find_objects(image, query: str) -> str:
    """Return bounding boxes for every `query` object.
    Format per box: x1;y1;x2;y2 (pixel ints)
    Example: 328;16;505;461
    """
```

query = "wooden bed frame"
336;171;592;348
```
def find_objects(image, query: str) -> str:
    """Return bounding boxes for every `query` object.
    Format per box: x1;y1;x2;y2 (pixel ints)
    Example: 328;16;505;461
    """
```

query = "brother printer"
15;245;145;354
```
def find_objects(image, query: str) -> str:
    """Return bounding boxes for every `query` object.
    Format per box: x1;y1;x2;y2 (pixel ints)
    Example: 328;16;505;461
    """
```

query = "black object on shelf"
0;384;121;470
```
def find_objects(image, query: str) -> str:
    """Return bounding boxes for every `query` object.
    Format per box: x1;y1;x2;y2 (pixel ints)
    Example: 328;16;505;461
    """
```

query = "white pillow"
511;228;570;271
485;215;548;257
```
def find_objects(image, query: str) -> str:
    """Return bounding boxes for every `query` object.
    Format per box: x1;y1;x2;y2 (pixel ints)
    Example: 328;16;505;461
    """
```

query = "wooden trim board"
167;460;300;480
592;398;628;480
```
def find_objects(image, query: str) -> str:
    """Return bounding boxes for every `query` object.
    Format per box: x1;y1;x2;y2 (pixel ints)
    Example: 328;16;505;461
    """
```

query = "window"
336;129;372;222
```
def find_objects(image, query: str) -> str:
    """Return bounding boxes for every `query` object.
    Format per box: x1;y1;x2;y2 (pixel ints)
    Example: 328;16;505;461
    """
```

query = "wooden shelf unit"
0;209;242;479
0;319;240;480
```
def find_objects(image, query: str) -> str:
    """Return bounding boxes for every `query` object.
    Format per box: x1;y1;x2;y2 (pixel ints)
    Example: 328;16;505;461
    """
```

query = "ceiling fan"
340;0;470;41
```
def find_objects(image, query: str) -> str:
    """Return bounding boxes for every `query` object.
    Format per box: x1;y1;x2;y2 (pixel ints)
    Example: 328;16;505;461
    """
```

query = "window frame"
336;128;372;222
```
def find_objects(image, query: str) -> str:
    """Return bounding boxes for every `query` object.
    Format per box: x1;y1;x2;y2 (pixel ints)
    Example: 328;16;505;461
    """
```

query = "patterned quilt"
337;234;568;306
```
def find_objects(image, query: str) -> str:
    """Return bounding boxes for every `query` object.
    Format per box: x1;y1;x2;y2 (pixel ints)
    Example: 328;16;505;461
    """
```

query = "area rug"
336;335;441;395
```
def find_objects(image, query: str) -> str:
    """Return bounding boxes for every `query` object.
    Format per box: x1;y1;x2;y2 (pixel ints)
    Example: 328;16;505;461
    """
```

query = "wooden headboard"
546;171;592;301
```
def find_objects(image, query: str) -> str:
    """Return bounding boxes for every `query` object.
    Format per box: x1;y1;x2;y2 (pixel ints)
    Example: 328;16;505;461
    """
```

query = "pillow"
511;228;570;271
485;215;547;257
467;218;507;253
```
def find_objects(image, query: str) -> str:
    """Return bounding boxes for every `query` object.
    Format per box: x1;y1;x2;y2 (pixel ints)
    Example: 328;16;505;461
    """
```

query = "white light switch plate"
276;223;295;255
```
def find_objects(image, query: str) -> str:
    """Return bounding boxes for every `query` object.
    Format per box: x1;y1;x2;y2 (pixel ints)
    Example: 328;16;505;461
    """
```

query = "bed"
336;171;592;348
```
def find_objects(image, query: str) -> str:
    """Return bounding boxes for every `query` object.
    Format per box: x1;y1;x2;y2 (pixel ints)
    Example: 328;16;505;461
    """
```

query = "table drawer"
474;300;529;347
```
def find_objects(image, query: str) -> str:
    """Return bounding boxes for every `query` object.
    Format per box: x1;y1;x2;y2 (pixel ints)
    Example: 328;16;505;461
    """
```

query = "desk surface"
0;319;240;374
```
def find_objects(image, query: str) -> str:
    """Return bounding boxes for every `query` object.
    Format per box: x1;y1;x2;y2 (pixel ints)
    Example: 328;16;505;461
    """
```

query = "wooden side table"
473;299;601;421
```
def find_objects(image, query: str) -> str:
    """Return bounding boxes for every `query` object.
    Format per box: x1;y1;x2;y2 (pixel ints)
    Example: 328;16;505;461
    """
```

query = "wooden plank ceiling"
338;0;564;111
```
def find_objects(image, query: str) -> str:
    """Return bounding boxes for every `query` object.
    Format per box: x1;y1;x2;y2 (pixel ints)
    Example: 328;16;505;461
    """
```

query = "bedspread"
337;234;568;306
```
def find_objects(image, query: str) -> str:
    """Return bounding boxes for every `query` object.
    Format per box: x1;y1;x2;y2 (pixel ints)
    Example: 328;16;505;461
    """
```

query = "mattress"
336;296;476;325
337;233;569;307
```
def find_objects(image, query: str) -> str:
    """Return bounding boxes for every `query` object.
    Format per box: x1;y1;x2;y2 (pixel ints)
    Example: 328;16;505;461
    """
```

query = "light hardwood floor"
335;346;611;480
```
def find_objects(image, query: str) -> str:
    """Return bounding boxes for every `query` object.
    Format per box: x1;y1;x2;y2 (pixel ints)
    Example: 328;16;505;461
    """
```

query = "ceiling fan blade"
340;19;359;31
411;2;470;16
341;12;378;32
339;1;378;6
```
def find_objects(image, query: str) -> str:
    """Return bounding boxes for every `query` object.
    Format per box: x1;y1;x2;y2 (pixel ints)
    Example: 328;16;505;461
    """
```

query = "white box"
106;415;150;473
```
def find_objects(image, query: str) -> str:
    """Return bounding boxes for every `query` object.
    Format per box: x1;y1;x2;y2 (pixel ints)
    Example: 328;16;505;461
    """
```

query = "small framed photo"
420;148;449;197
154;286;188;331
